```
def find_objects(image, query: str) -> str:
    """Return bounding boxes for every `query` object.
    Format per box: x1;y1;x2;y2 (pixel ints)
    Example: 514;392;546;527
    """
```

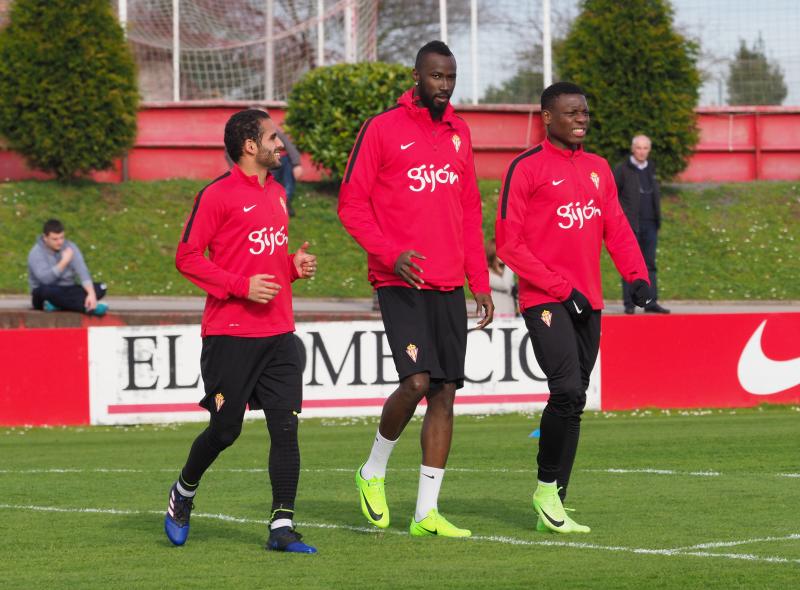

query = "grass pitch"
2;407;799;589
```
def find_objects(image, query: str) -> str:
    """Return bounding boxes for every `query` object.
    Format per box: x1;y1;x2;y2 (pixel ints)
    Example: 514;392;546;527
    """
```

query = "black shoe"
287;203;296;217
644;303;670;314
266;526;317;553
624;305;635;315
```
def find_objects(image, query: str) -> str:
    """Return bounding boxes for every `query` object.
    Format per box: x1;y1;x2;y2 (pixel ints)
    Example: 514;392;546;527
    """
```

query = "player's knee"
546;388;584;418
426;383;456;412
207;422;242;451
400;373;429;399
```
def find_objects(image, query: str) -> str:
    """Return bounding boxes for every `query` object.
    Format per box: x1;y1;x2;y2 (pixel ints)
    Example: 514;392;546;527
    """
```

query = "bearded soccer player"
339;41;494;537
495;82;650;533
164;109;318;553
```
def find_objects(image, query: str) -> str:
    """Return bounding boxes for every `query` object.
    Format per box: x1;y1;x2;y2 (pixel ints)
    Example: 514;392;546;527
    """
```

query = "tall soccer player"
495;82;651;533
164;109;318;553
339;41;494;537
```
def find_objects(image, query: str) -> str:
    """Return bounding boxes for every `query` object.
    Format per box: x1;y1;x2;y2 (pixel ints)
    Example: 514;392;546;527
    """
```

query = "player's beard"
257;146;281;170
418;88;450;118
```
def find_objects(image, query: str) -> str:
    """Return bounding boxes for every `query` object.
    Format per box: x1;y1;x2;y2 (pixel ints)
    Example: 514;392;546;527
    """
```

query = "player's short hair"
43;219;64;235
224;109;270;163
414;40;454;70
540;82;585;111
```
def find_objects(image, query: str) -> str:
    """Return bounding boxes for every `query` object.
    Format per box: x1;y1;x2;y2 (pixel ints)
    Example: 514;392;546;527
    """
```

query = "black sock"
266;410;300;523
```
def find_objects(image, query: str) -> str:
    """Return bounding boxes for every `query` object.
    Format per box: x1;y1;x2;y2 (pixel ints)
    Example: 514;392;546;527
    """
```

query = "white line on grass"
1;503;798;566
583;468;721;477
0;466;754;478
673;534;800;551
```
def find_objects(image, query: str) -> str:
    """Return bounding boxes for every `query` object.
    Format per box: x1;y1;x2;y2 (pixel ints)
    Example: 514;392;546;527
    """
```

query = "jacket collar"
398;88;457;127
542;137;585;160
232;163;273;189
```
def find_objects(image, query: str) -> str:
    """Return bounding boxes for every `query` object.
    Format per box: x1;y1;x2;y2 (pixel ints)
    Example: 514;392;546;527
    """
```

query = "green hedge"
285;62;411;180
0;0;138;179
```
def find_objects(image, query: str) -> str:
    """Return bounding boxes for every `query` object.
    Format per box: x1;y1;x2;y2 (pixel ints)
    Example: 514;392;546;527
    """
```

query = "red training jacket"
338;88;490;294
495;139;648;312
176;165;300;337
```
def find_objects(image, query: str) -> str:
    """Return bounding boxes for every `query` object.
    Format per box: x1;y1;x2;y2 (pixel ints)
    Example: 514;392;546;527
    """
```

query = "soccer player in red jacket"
496;82;651;533
339;41;494;537
164;109;318;553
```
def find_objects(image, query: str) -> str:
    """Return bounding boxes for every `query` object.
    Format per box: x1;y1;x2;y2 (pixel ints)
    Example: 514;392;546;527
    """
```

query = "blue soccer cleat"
164;483;194;546
88;302;108;317
265;526;317;554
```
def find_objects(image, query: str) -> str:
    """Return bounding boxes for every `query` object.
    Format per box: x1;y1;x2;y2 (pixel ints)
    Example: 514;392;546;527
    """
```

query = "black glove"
630;279;652;308
563;288;591;323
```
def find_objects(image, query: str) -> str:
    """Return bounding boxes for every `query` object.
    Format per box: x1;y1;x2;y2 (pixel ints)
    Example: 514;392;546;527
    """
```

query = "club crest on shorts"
406;343;419;363
279;196;287;215
451;134;461;153
214;392;225;412
541;309;552;327
590;171;600;190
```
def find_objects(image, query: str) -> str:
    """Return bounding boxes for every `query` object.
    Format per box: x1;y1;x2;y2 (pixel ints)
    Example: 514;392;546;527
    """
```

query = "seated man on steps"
27;218;108;316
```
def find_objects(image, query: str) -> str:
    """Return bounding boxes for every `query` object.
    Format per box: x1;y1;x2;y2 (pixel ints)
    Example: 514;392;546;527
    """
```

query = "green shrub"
556;0;700;179
285;62;411;180
0;0;138;180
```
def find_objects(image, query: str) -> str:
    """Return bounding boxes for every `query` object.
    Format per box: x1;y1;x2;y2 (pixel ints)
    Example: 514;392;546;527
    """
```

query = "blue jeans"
32;282;107;312
622;220;659;307
272;155;296;203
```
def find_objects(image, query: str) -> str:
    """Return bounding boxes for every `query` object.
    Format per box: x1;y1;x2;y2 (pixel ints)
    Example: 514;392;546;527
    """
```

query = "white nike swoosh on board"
552;179;565;186
400;142;415;150
737;320;800;395
243;205;256;212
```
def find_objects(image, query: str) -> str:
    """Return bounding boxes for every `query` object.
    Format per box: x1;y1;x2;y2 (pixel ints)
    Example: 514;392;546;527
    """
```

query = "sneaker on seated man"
28;218;108;316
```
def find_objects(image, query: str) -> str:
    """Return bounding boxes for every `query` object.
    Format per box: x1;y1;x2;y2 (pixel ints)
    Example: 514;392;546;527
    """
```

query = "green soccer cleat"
536;507;584;533
409;509;471;538
532;485;590;534
355;464;389;529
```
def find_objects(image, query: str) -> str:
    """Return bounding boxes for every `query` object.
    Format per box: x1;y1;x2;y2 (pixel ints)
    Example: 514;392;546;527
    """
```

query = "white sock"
360;430;399;480
270;518;293;530
415;465;445;522
175;481;196;498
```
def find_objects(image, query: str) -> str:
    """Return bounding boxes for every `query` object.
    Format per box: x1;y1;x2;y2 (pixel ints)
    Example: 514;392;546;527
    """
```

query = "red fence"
2;103;800;183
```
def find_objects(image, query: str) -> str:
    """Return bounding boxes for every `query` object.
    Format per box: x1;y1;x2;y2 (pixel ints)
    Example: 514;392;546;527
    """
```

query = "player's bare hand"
394;250;426;289
293;241;316;279
247;273;281;303
474;292;494;329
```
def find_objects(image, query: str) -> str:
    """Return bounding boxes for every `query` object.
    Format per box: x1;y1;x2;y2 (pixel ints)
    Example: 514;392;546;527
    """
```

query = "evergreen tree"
557;0;700;179
0;0;138;179
727;37;787;106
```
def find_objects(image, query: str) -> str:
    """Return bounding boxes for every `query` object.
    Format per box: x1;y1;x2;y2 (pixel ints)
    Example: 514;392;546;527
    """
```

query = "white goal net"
118;0;378;102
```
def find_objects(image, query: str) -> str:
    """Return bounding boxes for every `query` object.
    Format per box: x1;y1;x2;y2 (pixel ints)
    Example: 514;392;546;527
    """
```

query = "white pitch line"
0;503;798;566
5;467;800;480
673;534;800;551
583;468;721;477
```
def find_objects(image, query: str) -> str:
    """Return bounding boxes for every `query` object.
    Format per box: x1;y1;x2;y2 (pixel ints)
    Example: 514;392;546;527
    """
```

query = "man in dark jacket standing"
614;134;670;314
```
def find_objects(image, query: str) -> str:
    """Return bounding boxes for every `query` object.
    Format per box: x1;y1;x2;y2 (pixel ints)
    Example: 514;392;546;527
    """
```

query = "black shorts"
377;286;468;389
198;333;302;416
